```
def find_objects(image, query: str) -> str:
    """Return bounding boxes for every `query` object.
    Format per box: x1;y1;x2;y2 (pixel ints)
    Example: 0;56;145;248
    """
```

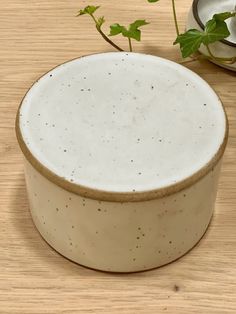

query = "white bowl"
187;0;236;71
16;52;228;272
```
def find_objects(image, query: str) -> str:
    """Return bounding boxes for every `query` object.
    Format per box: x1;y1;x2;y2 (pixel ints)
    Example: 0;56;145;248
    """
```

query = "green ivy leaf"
130;20;149;29
213;11;236;21
147;0;159;2
203;18;230;44
109;23;125;36
109;19;149;41
174;11;234;58
97;16;105;28
174;29;203;58
77;5;100;16
128;20;149;41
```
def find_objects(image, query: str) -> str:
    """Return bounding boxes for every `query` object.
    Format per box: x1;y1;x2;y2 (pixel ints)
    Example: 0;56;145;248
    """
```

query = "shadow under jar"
16;52;228;273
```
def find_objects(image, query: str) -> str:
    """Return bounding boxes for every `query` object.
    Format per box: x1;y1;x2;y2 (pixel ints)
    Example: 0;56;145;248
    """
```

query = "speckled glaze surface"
187;0;236;71
24;159;222;272
16;52;228;272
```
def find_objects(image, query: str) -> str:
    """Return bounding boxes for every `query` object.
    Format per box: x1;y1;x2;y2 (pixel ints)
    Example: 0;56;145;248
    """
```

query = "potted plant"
77;0;236;70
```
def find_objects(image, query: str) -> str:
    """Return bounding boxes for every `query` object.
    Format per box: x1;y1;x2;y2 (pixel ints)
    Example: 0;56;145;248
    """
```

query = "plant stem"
206;45;236;64
179;54;207;64
96;25;124;51
128;38;132;52
206;45;217;59
90;14;124;51
171;0;180;36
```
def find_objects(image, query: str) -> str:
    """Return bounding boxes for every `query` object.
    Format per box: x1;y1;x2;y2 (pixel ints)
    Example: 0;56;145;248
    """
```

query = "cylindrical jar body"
24;158;222;273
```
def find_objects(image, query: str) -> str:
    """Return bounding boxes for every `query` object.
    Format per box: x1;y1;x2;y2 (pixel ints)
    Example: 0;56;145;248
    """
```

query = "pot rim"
15;52;229;202
192;0;236;48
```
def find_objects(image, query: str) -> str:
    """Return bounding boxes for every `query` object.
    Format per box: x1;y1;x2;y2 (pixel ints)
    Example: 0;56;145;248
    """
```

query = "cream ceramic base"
25;159;221;273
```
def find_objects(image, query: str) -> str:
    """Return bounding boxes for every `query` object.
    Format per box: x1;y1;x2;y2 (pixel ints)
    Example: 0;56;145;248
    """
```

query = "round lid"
16;52;228;202
193;0;236;46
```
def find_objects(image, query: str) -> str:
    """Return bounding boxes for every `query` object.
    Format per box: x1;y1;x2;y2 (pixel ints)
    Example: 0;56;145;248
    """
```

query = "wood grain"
0;0;236;313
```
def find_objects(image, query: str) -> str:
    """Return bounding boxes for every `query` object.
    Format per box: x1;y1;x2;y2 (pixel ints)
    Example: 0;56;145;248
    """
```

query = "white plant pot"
187;0;236;71
16;52;228;272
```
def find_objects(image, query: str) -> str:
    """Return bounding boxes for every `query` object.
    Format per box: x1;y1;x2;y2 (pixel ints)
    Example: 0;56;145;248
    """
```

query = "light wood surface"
1;0;236;313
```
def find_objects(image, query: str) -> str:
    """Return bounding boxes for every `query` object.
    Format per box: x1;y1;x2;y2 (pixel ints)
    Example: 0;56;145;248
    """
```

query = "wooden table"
1;0;236;313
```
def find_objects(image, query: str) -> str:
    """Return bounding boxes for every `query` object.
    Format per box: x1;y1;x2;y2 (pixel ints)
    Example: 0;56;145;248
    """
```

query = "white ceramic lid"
17;52;227;201
194;0;236;45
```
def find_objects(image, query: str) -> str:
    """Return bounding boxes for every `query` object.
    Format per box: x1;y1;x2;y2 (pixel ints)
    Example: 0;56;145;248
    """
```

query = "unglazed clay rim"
192;0;236;47
15;53;229;202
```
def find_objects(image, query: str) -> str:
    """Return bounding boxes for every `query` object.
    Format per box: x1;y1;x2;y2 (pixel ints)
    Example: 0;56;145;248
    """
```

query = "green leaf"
128;20;149;41
97;16;105;27
147;0;159;2
77;5;100;16
109;23;125;36
174;11;233;58
203;18;230;44
213;11;236;21
109;19;149;41
174;29;203;58
130;20;149;29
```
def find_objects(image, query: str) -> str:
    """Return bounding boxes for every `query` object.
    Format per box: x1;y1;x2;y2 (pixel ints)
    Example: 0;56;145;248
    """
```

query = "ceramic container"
16;52;228;273
187;0;236;71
